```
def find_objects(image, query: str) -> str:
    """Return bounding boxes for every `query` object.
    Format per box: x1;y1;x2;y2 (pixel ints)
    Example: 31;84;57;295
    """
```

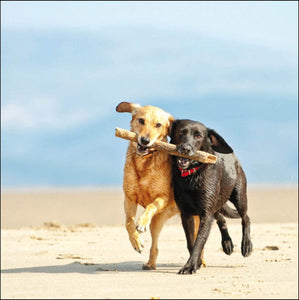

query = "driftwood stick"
115;127;217;164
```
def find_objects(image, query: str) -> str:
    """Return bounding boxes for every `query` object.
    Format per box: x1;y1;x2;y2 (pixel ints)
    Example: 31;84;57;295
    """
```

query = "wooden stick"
115;127;217;164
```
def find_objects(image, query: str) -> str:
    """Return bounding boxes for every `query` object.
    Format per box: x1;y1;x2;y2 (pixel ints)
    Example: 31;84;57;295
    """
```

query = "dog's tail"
220;203;240;219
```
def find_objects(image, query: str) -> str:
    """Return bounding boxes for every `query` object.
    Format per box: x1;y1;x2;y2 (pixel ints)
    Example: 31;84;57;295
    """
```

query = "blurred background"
1;1;298;188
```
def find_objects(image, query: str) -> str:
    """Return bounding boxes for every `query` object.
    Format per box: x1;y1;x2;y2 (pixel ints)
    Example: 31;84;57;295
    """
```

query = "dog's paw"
178;264;197;275
241;237;253;257
178;260;198;275
200;257;207;268
136;216;150;233
142;263;156;270
222;237;234;255
129;232;145;253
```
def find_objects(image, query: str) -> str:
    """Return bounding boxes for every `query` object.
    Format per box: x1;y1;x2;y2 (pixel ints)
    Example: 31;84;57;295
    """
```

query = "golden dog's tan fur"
116;101;205;270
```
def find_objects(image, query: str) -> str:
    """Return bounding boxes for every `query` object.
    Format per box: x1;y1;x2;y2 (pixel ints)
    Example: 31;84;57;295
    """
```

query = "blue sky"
1;1;298;187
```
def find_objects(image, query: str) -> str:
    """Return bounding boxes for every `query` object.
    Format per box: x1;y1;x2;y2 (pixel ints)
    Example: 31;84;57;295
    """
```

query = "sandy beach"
1;185;298;299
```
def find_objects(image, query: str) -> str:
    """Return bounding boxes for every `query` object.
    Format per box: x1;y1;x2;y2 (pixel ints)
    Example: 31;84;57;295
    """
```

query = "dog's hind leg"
143;205;177;270
181;213;195;255
181;214;206;268
124;196;145;254
193;216;207;267
229;179;253;257
215;212;234;255
179;214;214;274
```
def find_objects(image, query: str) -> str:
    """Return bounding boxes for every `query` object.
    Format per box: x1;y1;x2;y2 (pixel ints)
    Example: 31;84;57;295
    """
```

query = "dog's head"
170;119;233;169
116;101;174;156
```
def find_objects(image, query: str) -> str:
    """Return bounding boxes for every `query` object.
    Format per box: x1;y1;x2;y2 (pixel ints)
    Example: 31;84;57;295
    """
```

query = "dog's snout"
140;137;150;146
178;144;193;155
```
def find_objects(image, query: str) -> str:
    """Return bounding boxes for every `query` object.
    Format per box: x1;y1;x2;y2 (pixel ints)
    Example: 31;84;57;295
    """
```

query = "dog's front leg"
181;213;195;255
124;196;144;253
136;197;167;233
181;214;207;268
178;214;214;275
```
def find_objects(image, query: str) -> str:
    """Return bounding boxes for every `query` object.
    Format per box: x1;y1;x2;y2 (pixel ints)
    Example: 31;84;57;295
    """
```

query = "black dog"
170;119;253;274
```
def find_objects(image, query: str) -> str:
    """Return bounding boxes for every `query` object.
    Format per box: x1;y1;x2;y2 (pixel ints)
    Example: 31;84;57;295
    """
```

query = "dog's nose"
179;144;193;155
140;137;150;146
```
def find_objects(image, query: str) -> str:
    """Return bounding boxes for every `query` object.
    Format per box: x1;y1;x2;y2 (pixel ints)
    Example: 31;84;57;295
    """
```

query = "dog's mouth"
137;143;151;156
177;157;192;169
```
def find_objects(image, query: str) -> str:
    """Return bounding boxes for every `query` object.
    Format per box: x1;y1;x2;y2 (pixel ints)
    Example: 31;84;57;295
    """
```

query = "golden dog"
116;101;204;270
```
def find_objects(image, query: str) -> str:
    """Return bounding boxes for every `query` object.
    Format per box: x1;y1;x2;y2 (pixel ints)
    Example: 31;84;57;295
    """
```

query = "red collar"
178;166;201;177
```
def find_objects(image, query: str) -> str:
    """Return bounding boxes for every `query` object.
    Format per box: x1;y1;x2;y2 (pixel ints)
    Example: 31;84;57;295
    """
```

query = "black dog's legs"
230;186;253;257
179;214;214;274
180;214;207;267
215;212;234;255
180;213;195;255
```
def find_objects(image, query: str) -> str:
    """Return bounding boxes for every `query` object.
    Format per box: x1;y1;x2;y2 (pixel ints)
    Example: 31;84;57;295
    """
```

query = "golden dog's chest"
123;155;172;208
135;190;154;208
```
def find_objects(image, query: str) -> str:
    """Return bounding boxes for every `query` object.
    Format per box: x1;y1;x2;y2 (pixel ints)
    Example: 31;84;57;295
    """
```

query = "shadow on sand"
1;261;187;274
1;260;241;274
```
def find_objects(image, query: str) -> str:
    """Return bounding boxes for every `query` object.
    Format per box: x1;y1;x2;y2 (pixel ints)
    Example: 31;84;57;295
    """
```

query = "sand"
1;185;298;299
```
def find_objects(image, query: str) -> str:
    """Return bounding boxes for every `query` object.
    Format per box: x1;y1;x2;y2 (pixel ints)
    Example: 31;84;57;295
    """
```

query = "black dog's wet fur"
170;119;253;274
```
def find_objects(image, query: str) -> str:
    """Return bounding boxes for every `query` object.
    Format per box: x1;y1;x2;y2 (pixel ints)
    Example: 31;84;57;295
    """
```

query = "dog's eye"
156;123;161;128
180;129;188;135
138;118;145;125
194;132;202;139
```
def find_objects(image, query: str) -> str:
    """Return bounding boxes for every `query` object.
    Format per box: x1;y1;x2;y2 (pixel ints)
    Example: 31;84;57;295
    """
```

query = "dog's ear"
208;129;233;154
116;102;141;114
169;119;179;142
